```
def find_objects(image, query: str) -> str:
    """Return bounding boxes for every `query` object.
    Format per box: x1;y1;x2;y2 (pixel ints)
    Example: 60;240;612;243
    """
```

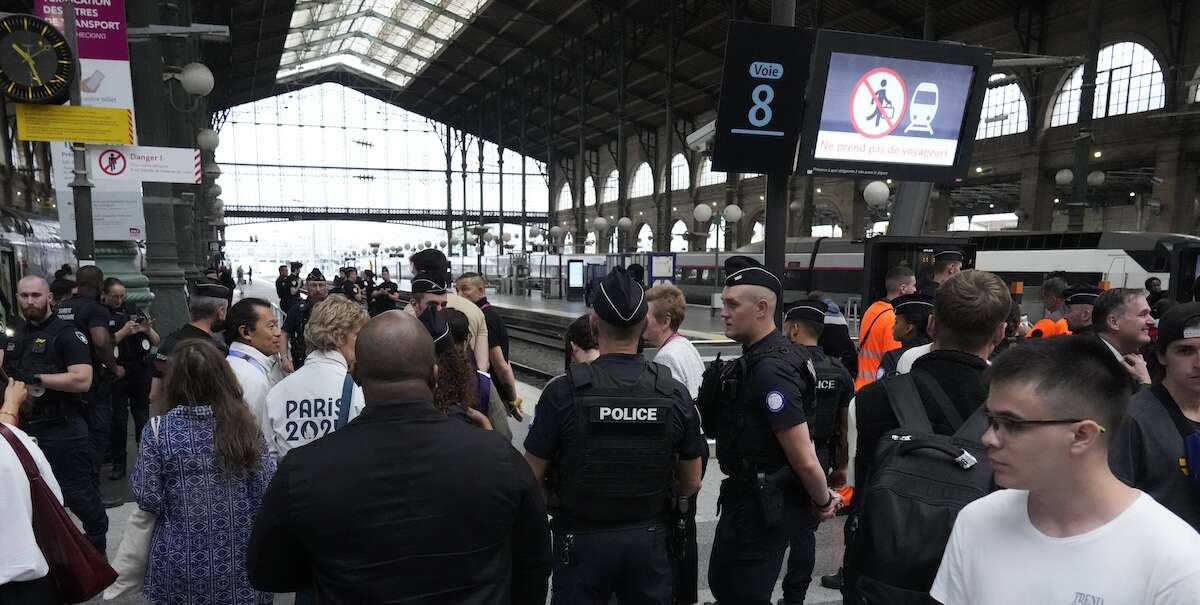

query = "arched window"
751;220;765;244
697;157;725;187
1050;41;1165;127
977;74;1029;139
670;220;689;253
601;169;619;204
556;184;573;211
630;162;654;198
583;176;596;207
666;153;690;192
636;223;653;252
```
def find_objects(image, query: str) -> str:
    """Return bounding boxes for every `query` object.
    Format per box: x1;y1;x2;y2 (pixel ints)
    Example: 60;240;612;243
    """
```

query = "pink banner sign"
35;0;129;62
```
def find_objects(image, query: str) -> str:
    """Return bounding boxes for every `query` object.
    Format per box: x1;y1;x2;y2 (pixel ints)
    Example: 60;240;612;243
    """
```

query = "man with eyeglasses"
932;336;1200;604
1109;301;1200;531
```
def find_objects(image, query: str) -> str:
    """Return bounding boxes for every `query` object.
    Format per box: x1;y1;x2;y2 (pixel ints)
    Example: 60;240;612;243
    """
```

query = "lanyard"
662;332;681;349
228;350;269;377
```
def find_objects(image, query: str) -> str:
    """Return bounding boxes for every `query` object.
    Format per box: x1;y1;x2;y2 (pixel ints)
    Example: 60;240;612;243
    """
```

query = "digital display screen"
813;52;976;168
568;261;585;288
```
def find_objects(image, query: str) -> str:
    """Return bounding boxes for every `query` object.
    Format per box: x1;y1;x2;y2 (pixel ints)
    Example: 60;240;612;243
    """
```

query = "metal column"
444;126;453;251
519;79;527;253
576;62;586;254
887;2;937;237
497;90;505;254
764;0;795;325
617;17;628;253
460;127;469;260
663;9;675;253
477;113;485;272
1070;0;1104;231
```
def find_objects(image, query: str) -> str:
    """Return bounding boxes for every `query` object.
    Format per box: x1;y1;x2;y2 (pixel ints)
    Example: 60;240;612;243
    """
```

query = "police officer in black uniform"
701;256;841;605
151;281;231;410
780;299;855;604
56;265;121;493
917;248;964;298
523;266;705;604
370;267;400;316
102;277;159;480
6;275;106;550
276;262;302;312
1063;285;1103;335
342;266;362;304
281;268;330;372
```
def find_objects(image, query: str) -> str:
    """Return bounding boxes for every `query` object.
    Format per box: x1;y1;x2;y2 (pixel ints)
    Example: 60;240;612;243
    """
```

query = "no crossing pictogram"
850;67;907;139
98;149;127;176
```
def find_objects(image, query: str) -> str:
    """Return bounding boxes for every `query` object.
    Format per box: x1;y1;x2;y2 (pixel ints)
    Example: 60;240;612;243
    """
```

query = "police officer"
102;277;159;480
1062;285;1103;334
523;266;705;604
56;265;121;495
6;275;106;550
702;256;841;605
917;248;964;298
281;268;330;372
341;267;362;304
781;299;854;604
276;262;302;311
150;281;231;410
370;266;400;316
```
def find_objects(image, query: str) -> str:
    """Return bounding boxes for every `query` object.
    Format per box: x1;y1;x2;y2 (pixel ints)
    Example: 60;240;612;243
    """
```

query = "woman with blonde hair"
131;339;275;605
264;294;369;458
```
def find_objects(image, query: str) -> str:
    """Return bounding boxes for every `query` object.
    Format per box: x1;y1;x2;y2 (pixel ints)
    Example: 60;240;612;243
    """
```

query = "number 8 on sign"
748;84;774;127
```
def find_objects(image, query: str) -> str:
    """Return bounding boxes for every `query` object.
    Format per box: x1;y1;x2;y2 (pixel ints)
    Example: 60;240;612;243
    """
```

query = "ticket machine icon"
904;82;939;135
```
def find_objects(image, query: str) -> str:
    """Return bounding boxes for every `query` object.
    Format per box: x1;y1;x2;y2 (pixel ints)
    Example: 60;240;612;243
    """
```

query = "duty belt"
25;400;79;422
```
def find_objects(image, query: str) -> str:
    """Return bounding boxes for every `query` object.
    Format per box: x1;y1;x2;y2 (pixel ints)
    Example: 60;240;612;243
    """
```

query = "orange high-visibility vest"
1027;317;1070;338
856;300;901;390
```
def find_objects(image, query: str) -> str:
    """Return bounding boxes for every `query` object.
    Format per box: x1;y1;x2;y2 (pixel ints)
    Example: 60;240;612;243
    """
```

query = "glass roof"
276;0;491;88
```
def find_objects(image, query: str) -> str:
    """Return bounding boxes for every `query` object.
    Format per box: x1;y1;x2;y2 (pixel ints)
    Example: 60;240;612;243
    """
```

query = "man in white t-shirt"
932;335;1200;605
224;298;283;443
643;284;704;398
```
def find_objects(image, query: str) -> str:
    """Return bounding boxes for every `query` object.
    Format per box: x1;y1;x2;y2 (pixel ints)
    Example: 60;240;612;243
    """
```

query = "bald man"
249;311;551;604
5;275;106;550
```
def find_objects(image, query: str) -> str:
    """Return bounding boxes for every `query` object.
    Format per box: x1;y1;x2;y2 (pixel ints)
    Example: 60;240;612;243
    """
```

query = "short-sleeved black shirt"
108;302;153;368
56;294;110;367
277;274;300;308
476;298;510;360
153;323;220;378
524;353;706;462
342;280;360;303
4;315;92;409
371;280;399;315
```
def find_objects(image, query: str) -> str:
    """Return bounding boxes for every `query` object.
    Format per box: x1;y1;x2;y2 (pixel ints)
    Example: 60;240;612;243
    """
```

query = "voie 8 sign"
797;30;993;182
711;21;813;175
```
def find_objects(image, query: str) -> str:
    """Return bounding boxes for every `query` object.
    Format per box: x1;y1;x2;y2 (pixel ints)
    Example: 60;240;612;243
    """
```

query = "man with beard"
4;276;102;550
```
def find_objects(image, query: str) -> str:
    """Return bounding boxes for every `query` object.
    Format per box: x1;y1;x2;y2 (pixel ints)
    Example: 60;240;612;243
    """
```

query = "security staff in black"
276;262;302;311
7;275;107;551
916;248;964;298
780;299;855;604
282;268;330;371
524;267;705;605
702;256;841;605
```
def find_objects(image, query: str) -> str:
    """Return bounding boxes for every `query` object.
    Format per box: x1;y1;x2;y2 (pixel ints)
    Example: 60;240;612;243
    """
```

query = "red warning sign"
97;149;127;176
849;67;907;139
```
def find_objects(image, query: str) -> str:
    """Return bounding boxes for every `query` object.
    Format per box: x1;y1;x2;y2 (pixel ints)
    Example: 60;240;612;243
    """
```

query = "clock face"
0;15;75;104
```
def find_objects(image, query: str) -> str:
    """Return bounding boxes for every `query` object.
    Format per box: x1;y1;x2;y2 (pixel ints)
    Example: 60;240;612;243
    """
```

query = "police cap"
192;281;231;300
417;306;453;355
290;261;303;269
891;293;934;318
593;266;647;327
783;299;828;325
933;248;964;263
410;249;448;273
306;268;325;282
723;255;782;296
411;271;448;294
1063;286;1102;306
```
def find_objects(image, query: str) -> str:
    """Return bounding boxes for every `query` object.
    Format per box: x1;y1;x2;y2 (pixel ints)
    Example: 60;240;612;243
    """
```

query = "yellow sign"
14;104;133;145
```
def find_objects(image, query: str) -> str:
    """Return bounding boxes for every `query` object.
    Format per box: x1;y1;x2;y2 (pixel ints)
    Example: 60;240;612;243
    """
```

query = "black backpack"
847;370;993;604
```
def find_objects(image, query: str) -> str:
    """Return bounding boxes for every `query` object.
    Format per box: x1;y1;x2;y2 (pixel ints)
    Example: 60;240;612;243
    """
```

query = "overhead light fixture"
885;179;893;185
816;187;822;193
1054;198;1060;203
759;195;765;200
1129;191;1136;197
1093;150;1102;158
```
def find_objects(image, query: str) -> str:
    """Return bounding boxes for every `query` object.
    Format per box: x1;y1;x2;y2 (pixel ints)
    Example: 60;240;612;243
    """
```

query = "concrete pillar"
1016;154;1055;231
850;180;868;239
926;185;952;232
1147;138;1198;234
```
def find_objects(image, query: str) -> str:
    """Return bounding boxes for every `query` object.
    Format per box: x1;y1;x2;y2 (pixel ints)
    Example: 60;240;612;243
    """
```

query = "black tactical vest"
556;361;678;525
4;317;83;410
288;302;312;369
809;348;850;444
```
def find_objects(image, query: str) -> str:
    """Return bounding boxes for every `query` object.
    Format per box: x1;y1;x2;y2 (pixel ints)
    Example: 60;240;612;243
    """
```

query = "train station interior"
5;1;1200;604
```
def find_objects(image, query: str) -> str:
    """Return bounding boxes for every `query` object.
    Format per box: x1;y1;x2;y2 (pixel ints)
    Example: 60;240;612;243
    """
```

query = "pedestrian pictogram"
850;68;907;139
98;148;126;176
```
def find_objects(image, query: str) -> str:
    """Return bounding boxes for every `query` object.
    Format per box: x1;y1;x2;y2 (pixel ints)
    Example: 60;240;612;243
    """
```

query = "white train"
0;208;76;324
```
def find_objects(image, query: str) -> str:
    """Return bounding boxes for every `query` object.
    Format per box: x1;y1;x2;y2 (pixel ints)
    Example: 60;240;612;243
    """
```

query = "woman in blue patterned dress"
131;339;276;605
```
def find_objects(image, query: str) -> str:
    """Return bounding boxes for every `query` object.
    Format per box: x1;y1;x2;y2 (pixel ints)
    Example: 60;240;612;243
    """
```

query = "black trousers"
708;479;809;605
781;443;834;603
551;523;673;605
83;379;112;482
0;575;56;605
109;366;151;468
26;413;107;552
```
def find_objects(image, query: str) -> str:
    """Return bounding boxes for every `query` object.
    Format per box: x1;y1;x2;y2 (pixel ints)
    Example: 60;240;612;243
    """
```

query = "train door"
0;248;15;326
1160;237;1200;302
862;236;976;302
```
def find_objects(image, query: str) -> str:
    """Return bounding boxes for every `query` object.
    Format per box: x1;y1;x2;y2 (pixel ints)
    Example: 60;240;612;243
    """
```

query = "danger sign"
98;149;127;176
850;68;907;139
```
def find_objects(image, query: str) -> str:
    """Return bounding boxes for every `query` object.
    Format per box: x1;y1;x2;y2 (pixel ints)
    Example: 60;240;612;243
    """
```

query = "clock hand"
10;44;43;86
10;43;31;62
28;45;51;60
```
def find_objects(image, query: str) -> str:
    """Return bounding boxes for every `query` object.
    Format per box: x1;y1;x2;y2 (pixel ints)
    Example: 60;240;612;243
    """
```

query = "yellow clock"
0;15;75;104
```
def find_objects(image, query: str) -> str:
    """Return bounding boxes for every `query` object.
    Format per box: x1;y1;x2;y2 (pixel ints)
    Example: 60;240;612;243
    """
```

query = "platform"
483;291;729;341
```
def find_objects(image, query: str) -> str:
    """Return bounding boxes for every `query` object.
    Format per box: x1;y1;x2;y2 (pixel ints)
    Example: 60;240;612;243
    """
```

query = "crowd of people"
3;247;1200;605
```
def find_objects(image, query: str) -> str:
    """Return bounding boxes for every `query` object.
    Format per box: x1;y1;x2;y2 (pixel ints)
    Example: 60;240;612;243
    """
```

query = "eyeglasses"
983;412;1106;435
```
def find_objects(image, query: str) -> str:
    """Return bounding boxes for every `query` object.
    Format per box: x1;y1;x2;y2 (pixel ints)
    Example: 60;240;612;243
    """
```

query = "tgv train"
0;208;76;323
449;231;1200;321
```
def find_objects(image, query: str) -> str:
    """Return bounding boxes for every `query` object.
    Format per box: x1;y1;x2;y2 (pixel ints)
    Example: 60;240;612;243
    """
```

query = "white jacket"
226;341;281;444
264;349;365;458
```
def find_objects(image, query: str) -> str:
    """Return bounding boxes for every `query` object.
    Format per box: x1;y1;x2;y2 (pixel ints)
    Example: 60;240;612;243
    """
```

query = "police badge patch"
766;391;785;413
75;331;88;345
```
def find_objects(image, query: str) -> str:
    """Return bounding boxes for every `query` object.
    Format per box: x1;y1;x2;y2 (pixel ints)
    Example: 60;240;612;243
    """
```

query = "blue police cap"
411;271;447;294
1063;286;1102;306
593;266;648;327
784;299;828;324
724;256;782;296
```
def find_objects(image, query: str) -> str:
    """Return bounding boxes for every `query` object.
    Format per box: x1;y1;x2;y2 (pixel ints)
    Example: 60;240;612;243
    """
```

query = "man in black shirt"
369;267;400;316
281;269;330;372
6;275;104;549
101;277;159;480
341;267;362;304
845;270;1010;603
150;281;230;412
56;265;121;490
1110;301;1200;530
276;263;301;311
524;267;704;603
248;310;552;603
